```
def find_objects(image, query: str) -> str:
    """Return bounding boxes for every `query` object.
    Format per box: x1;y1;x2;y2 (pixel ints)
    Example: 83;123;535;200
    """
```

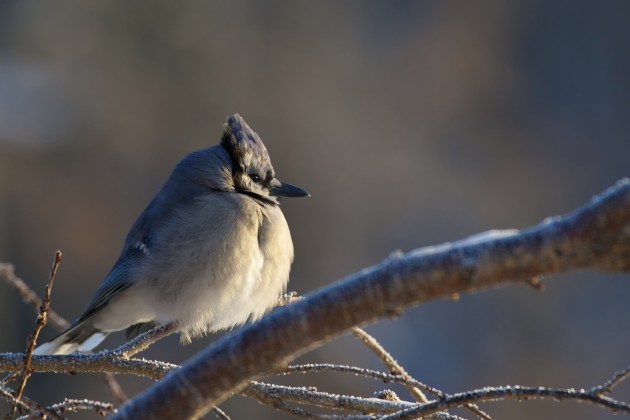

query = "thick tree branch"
112;179;630;419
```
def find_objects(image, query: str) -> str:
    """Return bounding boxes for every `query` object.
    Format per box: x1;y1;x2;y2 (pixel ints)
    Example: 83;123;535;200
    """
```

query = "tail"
33;320;109;355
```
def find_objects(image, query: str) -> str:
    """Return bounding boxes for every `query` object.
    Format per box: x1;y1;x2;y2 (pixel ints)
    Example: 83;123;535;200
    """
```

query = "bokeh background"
1;1;629;418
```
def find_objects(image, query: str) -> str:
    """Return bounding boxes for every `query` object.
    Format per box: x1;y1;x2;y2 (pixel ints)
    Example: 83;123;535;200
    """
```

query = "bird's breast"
142;192;294;341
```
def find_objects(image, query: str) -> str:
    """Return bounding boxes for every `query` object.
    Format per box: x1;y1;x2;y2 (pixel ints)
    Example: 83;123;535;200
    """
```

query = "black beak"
269;180;310;198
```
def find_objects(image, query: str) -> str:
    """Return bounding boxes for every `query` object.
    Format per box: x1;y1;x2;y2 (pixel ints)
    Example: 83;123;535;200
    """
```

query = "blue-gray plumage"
34;114;309;355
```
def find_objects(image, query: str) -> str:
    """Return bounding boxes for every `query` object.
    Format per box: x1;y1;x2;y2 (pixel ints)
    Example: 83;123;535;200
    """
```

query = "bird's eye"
249;174;261;183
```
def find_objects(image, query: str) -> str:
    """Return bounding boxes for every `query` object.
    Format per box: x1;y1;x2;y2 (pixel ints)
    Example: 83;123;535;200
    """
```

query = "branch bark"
111;178;630;419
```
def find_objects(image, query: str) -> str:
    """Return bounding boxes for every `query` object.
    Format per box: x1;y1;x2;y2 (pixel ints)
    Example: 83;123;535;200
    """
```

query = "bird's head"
221;114;309;203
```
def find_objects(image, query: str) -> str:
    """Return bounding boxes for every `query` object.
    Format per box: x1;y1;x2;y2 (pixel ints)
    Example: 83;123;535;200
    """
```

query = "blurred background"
0;1;629;418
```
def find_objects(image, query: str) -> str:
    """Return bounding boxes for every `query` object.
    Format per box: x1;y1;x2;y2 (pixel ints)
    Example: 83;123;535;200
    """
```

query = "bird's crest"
221;114;274;176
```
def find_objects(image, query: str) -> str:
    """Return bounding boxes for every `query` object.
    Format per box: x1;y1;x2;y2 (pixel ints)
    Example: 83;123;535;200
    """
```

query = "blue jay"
34;114;308;355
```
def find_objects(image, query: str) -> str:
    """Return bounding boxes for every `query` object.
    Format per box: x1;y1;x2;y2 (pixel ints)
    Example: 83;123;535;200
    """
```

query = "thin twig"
591;364;630;395
247;386;374;419
111;323;178;359
0;382;61;420
282;363;440;396
0;263;69;331
0;383;39;418
247;382;464;419
244;381;417;414
1;373;18;386
254;394;326;420
8;251;62;420
102;372;128;404
210;406;231;420
350;327;427;403
380;385;630;419
16;398;116;419
287;365;479;419
350;327;492;420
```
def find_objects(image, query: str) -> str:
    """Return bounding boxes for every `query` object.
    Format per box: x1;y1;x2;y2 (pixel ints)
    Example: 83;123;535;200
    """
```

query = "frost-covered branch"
0;353;176;381
381;382;630;419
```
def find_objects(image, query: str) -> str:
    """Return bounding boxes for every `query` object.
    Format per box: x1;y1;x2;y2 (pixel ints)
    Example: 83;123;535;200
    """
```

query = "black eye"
249;174;261;183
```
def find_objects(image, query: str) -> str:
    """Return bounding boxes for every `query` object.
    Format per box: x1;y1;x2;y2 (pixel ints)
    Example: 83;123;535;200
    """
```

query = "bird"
33;114;309;355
